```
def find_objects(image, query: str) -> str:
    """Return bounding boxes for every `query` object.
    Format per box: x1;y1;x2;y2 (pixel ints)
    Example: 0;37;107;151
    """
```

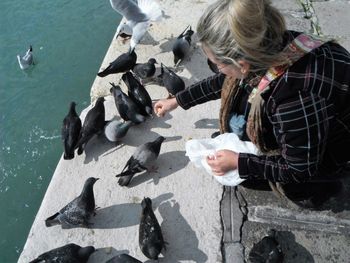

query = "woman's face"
202;45;248;78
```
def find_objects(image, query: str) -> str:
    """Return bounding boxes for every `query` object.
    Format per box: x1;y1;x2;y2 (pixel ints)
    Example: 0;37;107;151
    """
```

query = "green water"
0;1;120;261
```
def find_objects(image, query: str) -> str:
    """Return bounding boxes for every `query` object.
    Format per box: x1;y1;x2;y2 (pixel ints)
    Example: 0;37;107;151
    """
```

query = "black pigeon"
106;253;142;263
97;50;137;77
116;136;165;186
76;97;105;155
110;82;145;124
62;102;82;160
158;63;185;98
104;120;133;142
122;72;153;116
139;197;166;260
249;229;284;263
29;243;95;263
172;25;194;66
45;177;99;228
132;58;158;80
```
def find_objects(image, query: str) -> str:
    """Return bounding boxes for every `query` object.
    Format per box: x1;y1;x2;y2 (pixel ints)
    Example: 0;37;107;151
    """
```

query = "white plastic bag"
185;133;259;186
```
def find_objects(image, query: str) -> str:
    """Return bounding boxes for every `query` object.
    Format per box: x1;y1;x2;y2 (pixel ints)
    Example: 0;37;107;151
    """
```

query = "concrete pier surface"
18;0;350;262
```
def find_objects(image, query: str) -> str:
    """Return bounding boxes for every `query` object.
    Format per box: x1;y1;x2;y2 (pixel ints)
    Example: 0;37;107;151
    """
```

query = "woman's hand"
206;150;239;176
154;97;178;117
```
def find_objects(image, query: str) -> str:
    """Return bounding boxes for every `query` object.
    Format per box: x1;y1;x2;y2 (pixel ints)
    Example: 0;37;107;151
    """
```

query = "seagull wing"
110;0;147;22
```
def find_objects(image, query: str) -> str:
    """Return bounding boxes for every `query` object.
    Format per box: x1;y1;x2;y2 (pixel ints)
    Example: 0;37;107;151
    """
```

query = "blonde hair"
197;0;287;71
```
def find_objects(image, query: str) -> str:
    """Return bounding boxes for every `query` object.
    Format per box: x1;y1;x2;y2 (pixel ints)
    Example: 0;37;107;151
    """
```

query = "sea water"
0;0;120;261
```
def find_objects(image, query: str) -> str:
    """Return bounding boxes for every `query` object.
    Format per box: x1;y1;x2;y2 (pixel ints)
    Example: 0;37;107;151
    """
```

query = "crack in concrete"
298;0;323;35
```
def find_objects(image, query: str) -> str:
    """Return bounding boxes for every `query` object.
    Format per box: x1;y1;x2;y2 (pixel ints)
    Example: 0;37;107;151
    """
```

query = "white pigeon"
110;0;162;52
17;45;34;70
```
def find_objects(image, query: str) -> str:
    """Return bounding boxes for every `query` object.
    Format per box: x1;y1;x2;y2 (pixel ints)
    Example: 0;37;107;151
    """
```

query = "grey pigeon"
116;136;165;186
249;229;284;263
110;82;146;124
122;72;153;116
62;102;82;160
45;177;99;228
132;58;157;80
76;97;105;155
17;45;34;70
29;243;95;263
106;254;142;263
158;63;185;98
97;50;137;77
110;0;163;52
172;25;194;66
139;197;166;260
104;120;133;142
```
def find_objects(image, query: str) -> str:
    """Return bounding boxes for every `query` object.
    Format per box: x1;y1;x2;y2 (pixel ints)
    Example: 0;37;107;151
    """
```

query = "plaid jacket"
176;31;350;183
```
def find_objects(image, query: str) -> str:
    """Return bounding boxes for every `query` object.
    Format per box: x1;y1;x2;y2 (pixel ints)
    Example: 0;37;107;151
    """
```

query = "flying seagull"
110;0;163;52
17;45;34;70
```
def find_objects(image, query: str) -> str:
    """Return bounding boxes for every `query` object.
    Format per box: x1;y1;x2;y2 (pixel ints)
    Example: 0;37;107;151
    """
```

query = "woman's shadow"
156;200;208;262
91;193;174;229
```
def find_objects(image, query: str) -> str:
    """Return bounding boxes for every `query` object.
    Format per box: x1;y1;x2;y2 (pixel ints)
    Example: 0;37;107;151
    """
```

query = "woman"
154;0;350;208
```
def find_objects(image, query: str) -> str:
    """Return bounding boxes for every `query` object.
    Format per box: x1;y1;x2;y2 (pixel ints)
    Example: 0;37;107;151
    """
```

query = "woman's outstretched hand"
154;97;178;117
206;150;239;176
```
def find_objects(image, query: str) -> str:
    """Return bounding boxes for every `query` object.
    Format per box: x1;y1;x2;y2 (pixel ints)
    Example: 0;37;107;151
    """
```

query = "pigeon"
122;72;153;116
248;229;284;263
76;97;106;155
29;243;95;263
104;120;133;142
139;197;166;260
132;58;157;80
116;136;165;186
17;45;34;70
158;63;185;98
106;254;142;263
172;25;194;66
97;50;137;77
110;82;146;124
62;102;82;160
207;58;219;74
45;177;99;228
110;0;163;52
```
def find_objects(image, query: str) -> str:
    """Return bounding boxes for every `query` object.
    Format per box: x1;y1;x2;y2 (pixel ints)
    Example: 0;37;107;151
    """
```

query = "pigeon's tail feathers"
63;152;74;160
138;0;162;22
97;70;108;77
141;197;152;209
45;213;60;227
29;45;33;52
116;169;135;178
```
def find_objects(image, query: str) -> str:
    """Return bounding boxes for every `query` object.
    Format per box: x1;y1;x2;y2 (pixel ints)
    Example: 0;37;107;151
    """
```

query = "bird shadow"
140;30;160;47
91;193;173;229
275;231;315;263
83;135;117;164
157;200;208;262
158;37;177;54
194;118;219;130
125;150;189;188
88;247;129;263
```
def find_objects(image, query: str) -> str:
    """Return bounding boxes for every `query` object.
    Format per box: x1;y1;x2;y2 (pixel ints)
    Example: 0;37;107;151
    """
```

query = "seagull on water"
110;0;162;52
17;45;34;70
